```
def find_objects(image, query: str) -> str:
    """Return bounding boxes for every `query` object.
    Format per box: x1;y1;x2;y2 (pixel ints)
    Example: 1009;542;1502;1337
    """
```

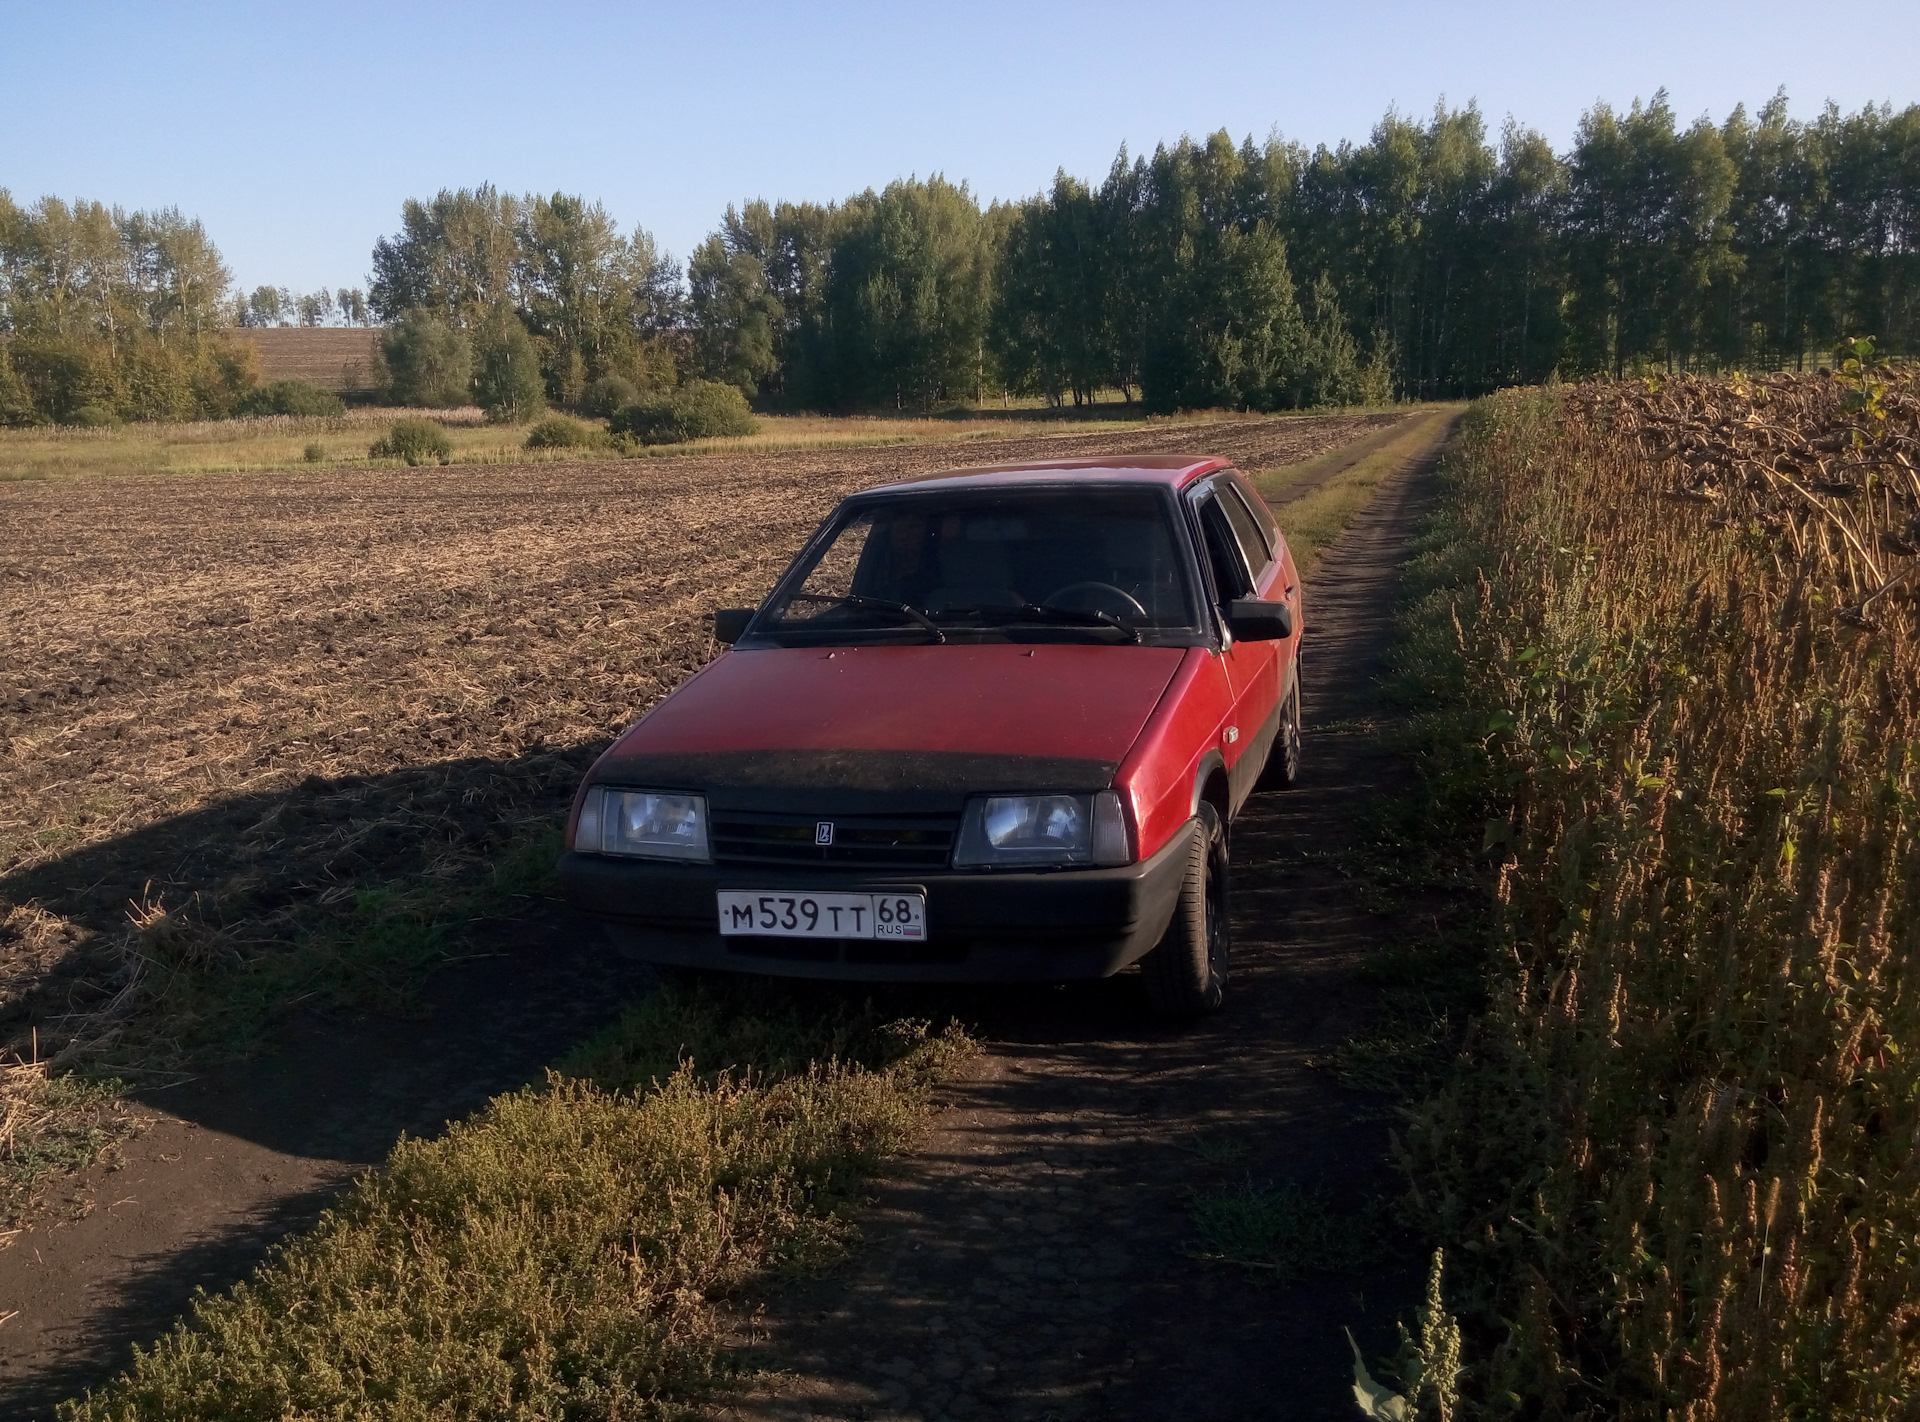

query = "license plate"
717;890;927;941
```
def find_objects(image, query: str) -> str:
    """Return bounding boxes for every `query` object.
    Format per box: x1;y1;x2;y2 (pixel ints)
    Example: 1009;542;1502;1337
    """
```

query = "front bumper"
557;819;1195;982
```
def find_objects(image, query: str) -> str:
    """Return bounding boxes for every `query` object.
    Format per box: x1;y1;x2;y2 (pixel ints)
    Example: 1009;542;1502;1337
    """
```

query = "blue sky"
4;1;1916;298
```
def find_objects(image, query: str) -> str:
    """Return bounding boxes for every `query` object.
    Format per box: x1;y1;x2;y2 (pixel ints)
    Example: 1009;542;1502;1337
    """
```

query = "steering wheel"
1042;581;1148;620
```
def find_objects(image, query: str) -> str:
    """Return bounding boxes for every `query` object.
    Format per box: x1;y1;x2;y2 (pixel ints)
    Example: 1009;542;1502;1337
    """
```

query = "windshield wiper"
945;601;1141;643
783;591;946;643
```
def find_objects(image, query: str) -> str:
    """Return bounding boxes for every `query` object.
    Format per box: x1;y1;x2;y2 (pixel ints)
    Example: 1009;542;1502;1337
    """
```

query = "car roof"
869;454;1233;496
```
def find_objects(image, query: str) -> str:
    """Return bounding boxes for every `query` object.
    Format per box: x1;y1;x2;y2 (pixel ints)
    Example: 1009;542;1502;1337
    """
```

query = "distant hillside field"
229;327;384;392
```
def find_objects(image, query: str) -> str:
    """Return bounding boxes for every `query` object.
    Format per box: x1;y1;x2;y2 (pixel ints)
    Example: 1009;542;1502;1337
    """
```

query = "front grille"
710;810;959;870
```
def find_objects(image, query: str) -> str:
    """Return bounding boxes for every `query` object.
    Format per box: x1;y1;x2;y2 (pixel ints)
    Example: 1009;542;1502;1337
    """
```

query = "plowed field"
1;413;1399;1060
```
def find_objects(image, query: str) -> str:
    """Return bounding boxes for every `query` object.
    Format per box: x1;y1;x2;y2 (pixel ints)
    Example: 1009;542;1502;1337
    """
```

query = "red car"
559;454;1301;1017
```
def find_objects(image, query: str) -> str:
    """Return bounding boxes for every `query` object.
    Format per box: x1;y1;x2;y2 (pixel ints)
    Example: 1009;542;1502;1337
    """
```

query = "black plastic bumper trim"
556;820;1195;983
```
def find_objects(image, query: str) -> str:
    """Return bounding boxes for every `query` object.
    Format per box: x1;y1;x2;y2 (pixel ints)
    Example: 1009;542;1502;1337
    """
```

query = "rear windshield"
751;487;1202;646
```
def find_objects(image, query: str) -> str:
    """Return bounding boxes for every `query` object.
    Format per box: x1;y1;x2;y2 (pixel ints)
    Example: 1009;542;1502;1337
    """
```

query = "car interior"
779;490;1200;632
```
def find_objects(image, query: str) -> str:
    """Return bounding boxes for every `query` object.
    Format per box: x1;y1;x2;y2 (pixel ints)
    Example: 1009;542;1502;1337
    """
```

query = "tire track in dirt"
703;422;1458;1422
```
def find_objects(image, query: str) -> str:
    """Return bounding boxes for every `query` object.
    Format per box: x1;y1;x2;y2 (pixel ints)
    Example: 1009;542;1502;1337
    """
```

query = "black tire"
1256;681;1302;792
1141;800;1229;1018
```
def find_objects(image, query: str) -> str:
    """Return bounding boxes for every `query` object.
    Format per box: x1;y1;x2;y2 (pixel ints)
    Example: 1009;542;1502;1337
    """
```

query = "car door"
1189;479;1280;812
1216;474;1296;793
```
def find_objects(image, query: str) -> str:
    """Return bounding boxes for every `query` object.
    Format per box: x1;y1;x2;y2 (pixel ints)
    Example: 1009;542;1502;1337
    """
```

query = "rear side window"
1196;495;1252;603
1216;481;1271;574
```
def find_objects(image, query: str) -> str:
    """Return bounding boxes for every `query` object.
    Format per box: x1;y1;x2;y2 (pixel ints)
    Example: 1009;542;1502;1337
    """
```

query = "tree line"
3;90;1917;427
0;193;254;423
688;91;1920;409
238;285;372;329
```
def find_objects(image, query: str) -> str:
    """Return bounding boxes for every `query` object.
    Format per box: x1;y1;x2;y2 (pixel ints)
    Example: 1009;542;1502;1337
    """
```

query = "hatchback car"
558;455;1301;1017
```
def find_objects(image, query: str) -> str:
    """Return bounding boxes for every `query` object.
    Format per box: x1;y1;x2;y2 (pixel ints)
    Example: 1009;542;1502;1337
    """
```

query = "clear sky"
4;1;1916;299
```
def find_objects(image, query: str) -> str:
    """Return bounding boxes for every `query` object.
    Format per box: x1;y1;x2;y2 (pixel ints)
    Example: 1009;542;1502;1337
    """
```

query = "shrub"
120;340;200;422
369;418;453;466
674;379;759;438
11;336;117;423
191;340;263;419
610;380;759;446
582;374;638;419
0;332;269;425
237;379;346;418
380;310;472;408
303;442;325;463
472;306;544;424
0;347;35;426
524;415;607;450
66;403;120;428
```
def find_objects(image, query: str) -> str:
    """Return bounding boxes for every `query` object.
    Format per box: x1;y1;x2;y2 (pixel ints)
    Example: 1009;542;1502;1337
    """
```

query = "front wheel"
1140;801;1229;1019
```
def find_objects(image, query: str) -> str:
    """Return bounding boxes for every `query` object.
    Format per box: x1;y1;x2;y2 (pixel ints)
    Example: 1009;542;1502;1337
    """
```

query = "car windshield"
754;487;1201;646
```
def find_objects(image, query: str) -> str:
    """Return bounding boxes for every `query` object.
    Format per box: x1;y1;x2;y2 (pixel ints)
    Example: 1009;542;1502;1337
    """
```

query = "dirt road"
0;412;1435;1416
705;422;1455;1421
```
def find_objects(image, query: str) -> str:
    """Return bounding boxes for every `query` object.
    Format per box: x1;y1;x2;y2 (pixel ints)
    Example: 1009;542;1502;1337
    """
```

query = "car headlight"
953;791;1131;868
573;787;710;861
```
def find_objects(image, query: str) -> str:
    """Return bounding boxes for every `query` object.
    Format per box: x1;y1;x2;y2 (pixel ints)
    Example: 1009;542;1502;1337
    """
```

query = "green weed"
1187;1178;1382;1283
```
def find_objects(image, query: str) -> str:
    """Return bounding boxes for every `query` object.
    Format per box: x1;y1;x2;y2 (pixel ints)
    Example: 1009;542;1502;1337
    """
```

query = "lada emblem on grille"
815;821;835;846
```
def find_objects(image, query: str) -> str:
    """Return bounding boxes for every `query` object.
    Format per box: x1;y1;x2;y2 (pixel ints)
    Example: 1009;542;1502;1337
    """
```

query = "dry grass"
0;404;1325;483
1257;405;1462;574
58;978;975;1421
0;1057;138;1228
1401;366;1920;1417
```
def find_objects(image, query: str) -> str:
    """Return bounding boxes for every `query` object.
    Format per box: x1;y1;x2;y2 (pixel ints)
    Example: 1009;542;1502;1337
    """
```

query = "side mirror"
713;607;755;645
1225;597;1293;642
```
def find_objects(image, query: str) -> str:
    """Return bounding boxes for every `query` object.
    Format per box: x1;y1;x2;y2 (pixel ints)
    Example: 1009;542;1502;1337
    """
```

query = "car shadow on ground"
0;740;607;1065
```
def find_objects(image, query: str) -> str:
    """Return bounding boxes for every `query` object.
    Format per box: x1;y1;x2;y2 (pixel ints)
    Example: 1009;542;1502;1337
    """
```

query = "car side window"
1216;480;1271;575
1224;470;1278;550
1196;494;1253;605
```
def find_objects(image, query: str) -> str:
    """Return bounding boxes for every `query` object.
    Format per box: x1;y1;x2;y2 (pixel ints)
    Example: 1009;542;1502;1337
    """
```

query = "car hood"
591;643;1188;806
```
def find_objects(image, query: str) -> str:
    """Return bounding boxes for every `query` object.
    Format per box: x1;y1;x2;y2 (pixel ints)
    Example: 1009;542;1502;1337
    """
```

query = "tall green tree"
367;186;681;402
1131;133;1307;412
0;191;245;423
369;185;521;328
381;309;472;407
994;172;1119;405
1564;91;1738;374
673;93;1917;407
472;303;543;422
687;228;780;395
814;177;997;410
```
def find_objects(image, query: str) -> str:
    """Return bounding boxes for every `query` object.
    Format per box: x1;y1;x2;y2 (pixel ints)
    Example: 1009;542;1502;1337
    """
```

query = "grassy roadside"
59;978;974;1420
1255;405;1462;575
1353;372;1920;1417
